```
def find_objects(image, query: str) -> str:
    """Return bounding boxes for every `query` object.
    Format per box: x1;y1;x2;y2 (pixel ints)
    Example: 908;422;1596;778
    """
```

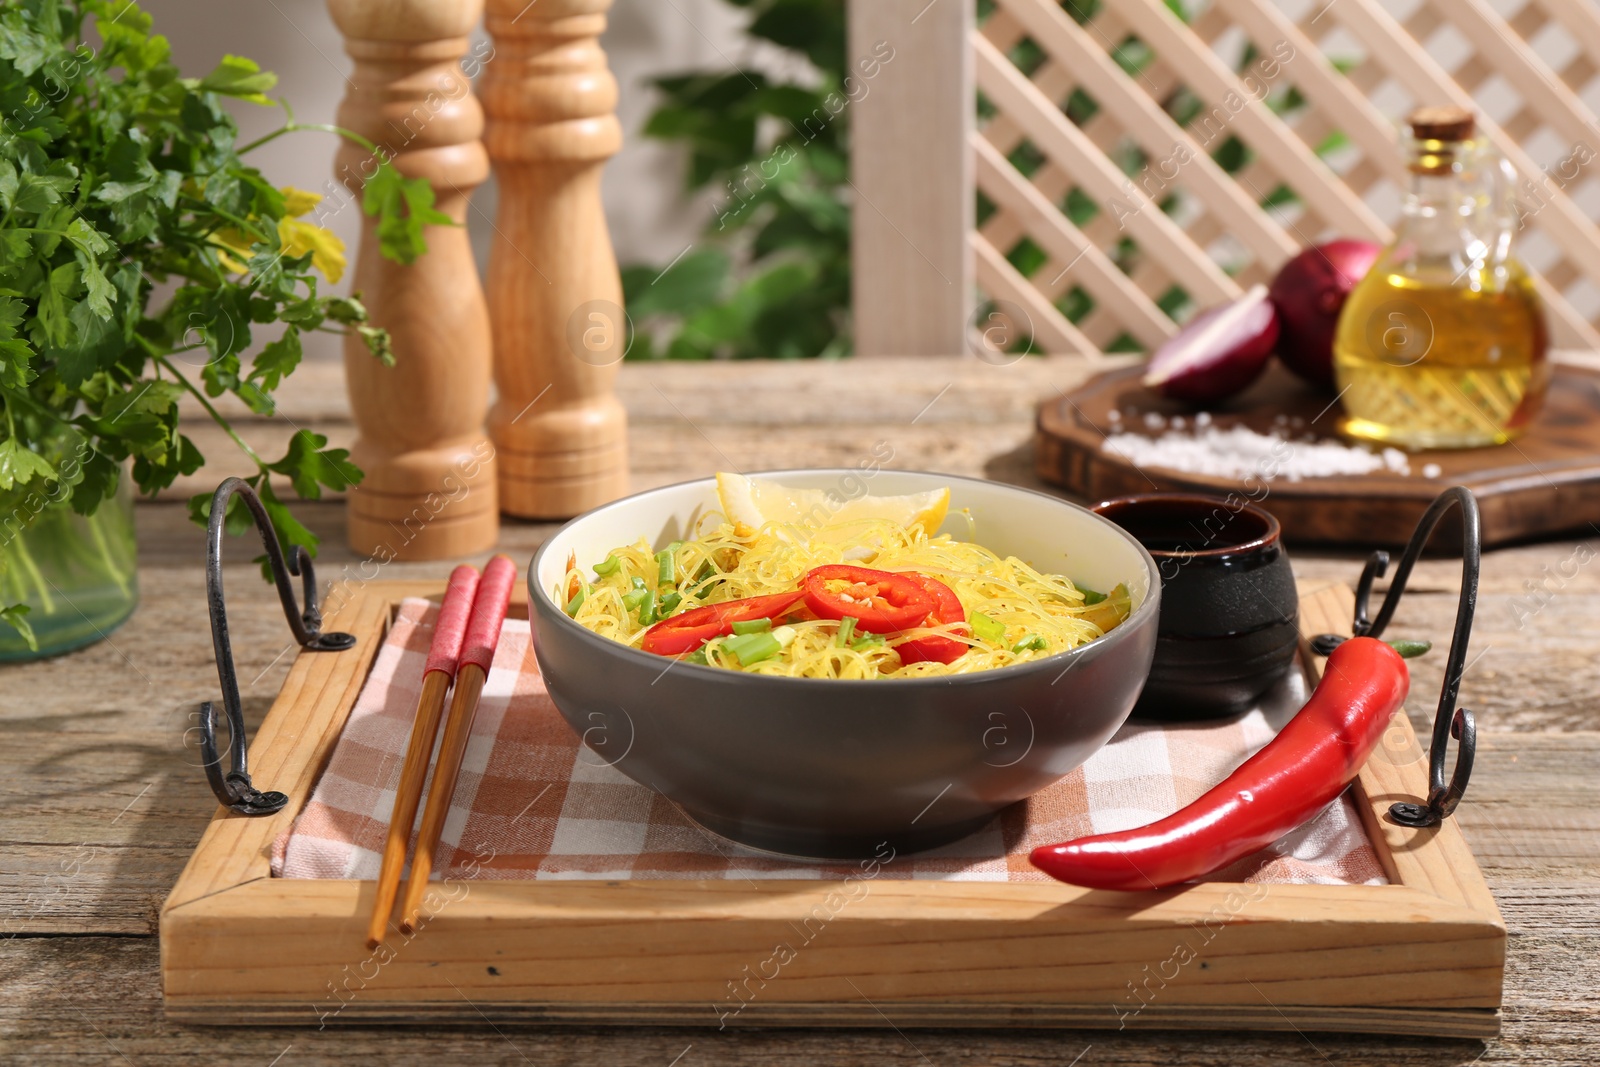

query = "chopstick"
366;564;481;950
397;554;518;935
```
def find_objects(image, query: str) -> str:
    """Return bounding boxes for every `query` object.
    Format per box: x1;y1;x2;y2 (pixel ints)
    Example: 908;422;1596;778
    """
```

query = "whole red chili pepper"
1030;636;1418;890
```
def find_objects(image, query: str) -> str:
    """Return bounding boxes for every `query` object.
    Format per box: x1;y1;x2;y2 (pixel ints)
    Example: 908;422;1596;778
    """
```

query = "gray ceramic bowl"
528;470;1160;859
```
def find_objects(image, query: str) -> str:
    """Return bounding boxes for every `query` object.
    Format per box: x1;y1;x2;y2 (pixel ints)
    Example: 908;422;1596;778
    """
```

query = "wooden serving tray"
159;579;1505;1036
1035;360;1600;549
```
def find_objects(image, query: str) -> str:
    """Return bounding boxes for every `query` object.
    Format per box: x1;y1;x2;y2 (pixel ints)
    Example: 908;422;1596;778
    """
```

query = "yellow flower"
207;227;255;274
277;216;347;284
281;186;322;218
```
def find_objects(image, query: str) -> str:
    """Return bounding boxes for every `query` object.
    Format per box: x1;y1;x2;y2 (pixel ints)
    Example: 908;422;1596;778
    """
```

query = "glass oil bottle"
1334;107;1549;449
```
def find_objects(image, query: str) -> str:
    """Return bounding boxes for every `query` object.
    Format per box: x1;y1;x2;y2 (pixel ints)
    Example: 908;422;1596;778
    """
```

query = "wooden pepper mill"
481;0;630;518
327;0;499;559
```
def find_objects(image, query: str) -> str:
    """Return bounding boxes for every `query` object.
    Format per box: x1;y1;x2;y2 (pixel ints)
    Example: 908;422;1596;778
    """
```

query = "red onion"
1268;239;1381;389
1142;284;1279;405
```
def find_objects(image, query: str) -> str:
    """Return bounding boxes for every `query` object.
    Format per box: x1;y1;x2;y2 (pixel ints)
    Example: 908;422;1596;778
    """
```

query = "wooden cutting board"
1034;360;1600;549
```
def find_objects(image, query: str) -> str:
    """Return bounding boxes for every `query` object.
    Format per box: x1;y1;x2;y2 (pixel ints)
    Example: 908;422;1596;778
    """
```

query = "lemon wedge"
715;472;950;537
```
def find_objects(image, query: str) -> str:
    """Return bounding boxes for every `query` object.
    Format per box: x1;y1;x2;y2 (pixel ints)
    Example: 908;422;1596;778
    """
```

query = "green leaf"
251;327;302;392
321;296;365;326
265;429;361;500
363;163;449;264
355;323;393;365
34;262;78;351
101;378;182;424
0;296;33;388
0;339;32;389
67;220;116;320
64;217;111;258
0;230;29;268
189;488;265;546
0;436;57;491
187;480;255;539
0;19;52;77
193;54;277;105
0;161;19;211
185;490;213;530
199;170;246;216
625;249;728;319
748;1;843;73
0;604;36;650
751;85;829;127
63;296;123;381
94;179;153;202
71;449;123;516
253;478;319;576
639;104;706;140
13;172;74;214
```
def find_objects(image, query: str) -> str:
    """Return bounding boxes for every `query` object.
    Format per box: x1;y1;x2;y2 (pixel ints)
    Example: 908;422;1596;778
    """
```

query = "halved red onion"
1141;284;1279;405
1268;239;1381;389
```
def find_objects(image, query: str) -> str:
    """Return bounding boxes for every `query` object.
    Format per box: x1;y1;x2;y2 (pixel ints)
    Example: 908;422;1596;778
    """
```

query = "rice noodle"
559;513;1130;679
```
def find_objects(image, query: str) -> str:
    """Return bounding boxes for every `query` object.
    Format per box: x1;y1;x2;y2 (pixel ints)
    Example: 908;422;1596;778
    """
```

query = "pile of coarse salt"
1101;410;1442;482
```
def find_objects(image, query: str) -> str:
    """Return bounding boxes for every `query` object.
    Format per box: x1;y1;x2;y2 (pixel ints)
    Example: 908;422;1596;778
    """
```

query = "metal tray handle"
198;478;356;816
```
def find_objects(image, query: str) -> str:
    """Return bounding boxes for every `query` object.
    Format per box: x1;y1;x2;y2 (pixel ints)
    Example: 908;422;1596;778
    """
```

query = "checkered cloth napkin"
272;598;1385;886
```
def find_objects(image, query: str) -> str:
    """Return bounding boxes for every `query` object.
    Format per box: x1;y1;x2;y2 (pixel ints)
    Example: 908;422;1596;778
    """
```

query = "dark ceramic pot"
530;471;1161;859
1092;493;1299;721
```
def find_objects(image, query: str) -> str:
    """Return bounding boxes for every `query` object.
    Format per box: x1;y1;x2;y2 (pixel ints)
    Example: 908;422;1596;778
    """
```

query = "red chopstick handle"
424;564;481;677
461;555;517;673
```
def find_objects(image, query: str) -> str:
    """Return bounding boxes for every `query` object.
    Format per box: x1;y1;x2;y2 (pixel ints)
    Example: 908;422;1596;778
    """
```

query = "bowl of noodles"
528;469;1160;859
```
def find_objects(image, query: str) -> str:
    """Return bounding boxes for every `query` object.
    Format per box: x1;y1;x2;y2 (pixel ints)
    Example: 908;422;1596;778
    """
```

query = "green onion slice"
835;616;858;647
724;632;780;665
593;555;621;577
563;587;586;617
1011;634;1047;653
731;617;771;635
970;612;1006;643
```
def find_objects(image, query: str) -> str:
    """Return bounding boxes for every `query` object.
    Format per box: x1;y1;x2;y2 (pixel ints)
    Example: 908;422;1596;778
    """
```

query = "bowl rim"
1091;491;1281;563
528;468;1161;690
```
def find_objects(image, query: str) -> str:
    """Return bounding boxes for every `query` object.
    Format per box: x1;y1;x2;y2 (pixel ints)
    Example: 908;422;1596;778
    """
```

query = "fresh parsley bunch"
0;0;448;645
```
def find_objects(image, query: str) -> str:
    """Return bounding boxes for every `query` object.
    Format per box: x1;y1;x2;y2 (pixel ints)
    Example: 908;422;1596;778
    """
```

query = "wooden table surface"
3;358;1597;1065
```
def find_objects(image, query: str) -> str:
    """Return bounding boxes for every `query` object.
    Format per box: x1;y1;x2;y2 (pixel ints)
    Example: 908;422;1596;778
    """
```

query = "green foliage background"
621;0;1349;362
622;0;852;361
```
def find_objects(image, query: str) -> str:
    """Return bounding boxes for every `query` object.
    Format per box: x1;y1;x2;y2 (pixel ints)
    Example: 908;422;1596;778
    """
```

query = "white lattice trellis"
854;0;1600;360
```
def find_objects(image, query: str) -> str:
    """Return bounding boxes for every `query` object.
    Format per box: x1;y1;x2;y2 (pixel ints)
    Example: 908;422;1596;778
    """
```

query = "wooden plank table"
3;358;1596;1064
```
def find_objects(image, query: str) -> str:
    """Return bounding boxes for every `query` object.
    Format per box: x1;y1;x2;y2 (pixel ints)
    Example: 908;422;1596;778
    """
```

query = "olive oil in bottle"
1334;108;1549;449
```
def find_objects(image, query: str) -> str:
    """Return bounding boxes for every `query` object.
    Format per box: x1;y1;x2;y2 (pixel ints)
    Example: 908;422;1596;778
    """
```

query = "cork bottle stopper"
1407;106;1475;143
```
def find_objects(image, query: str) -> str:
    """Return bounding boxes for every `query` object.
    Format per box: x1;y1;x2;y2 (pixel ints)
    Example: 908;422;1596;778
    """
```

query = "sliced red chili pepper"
802;565;934;633
1029;636;1413;890
895;572;969;665
640;591;805;656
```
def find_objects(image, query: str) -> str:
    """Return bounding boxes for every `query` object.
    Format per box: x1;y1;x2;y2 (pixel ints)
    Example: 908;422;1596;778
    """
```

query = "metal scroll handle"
199;478;356;816
1310;486;1480;829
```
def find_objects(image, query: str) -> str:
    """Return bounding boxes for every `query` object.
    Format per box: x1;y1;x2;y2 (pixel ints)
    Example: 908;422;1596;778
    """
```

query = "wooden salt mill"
327;0;499;559
482;0;630;518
